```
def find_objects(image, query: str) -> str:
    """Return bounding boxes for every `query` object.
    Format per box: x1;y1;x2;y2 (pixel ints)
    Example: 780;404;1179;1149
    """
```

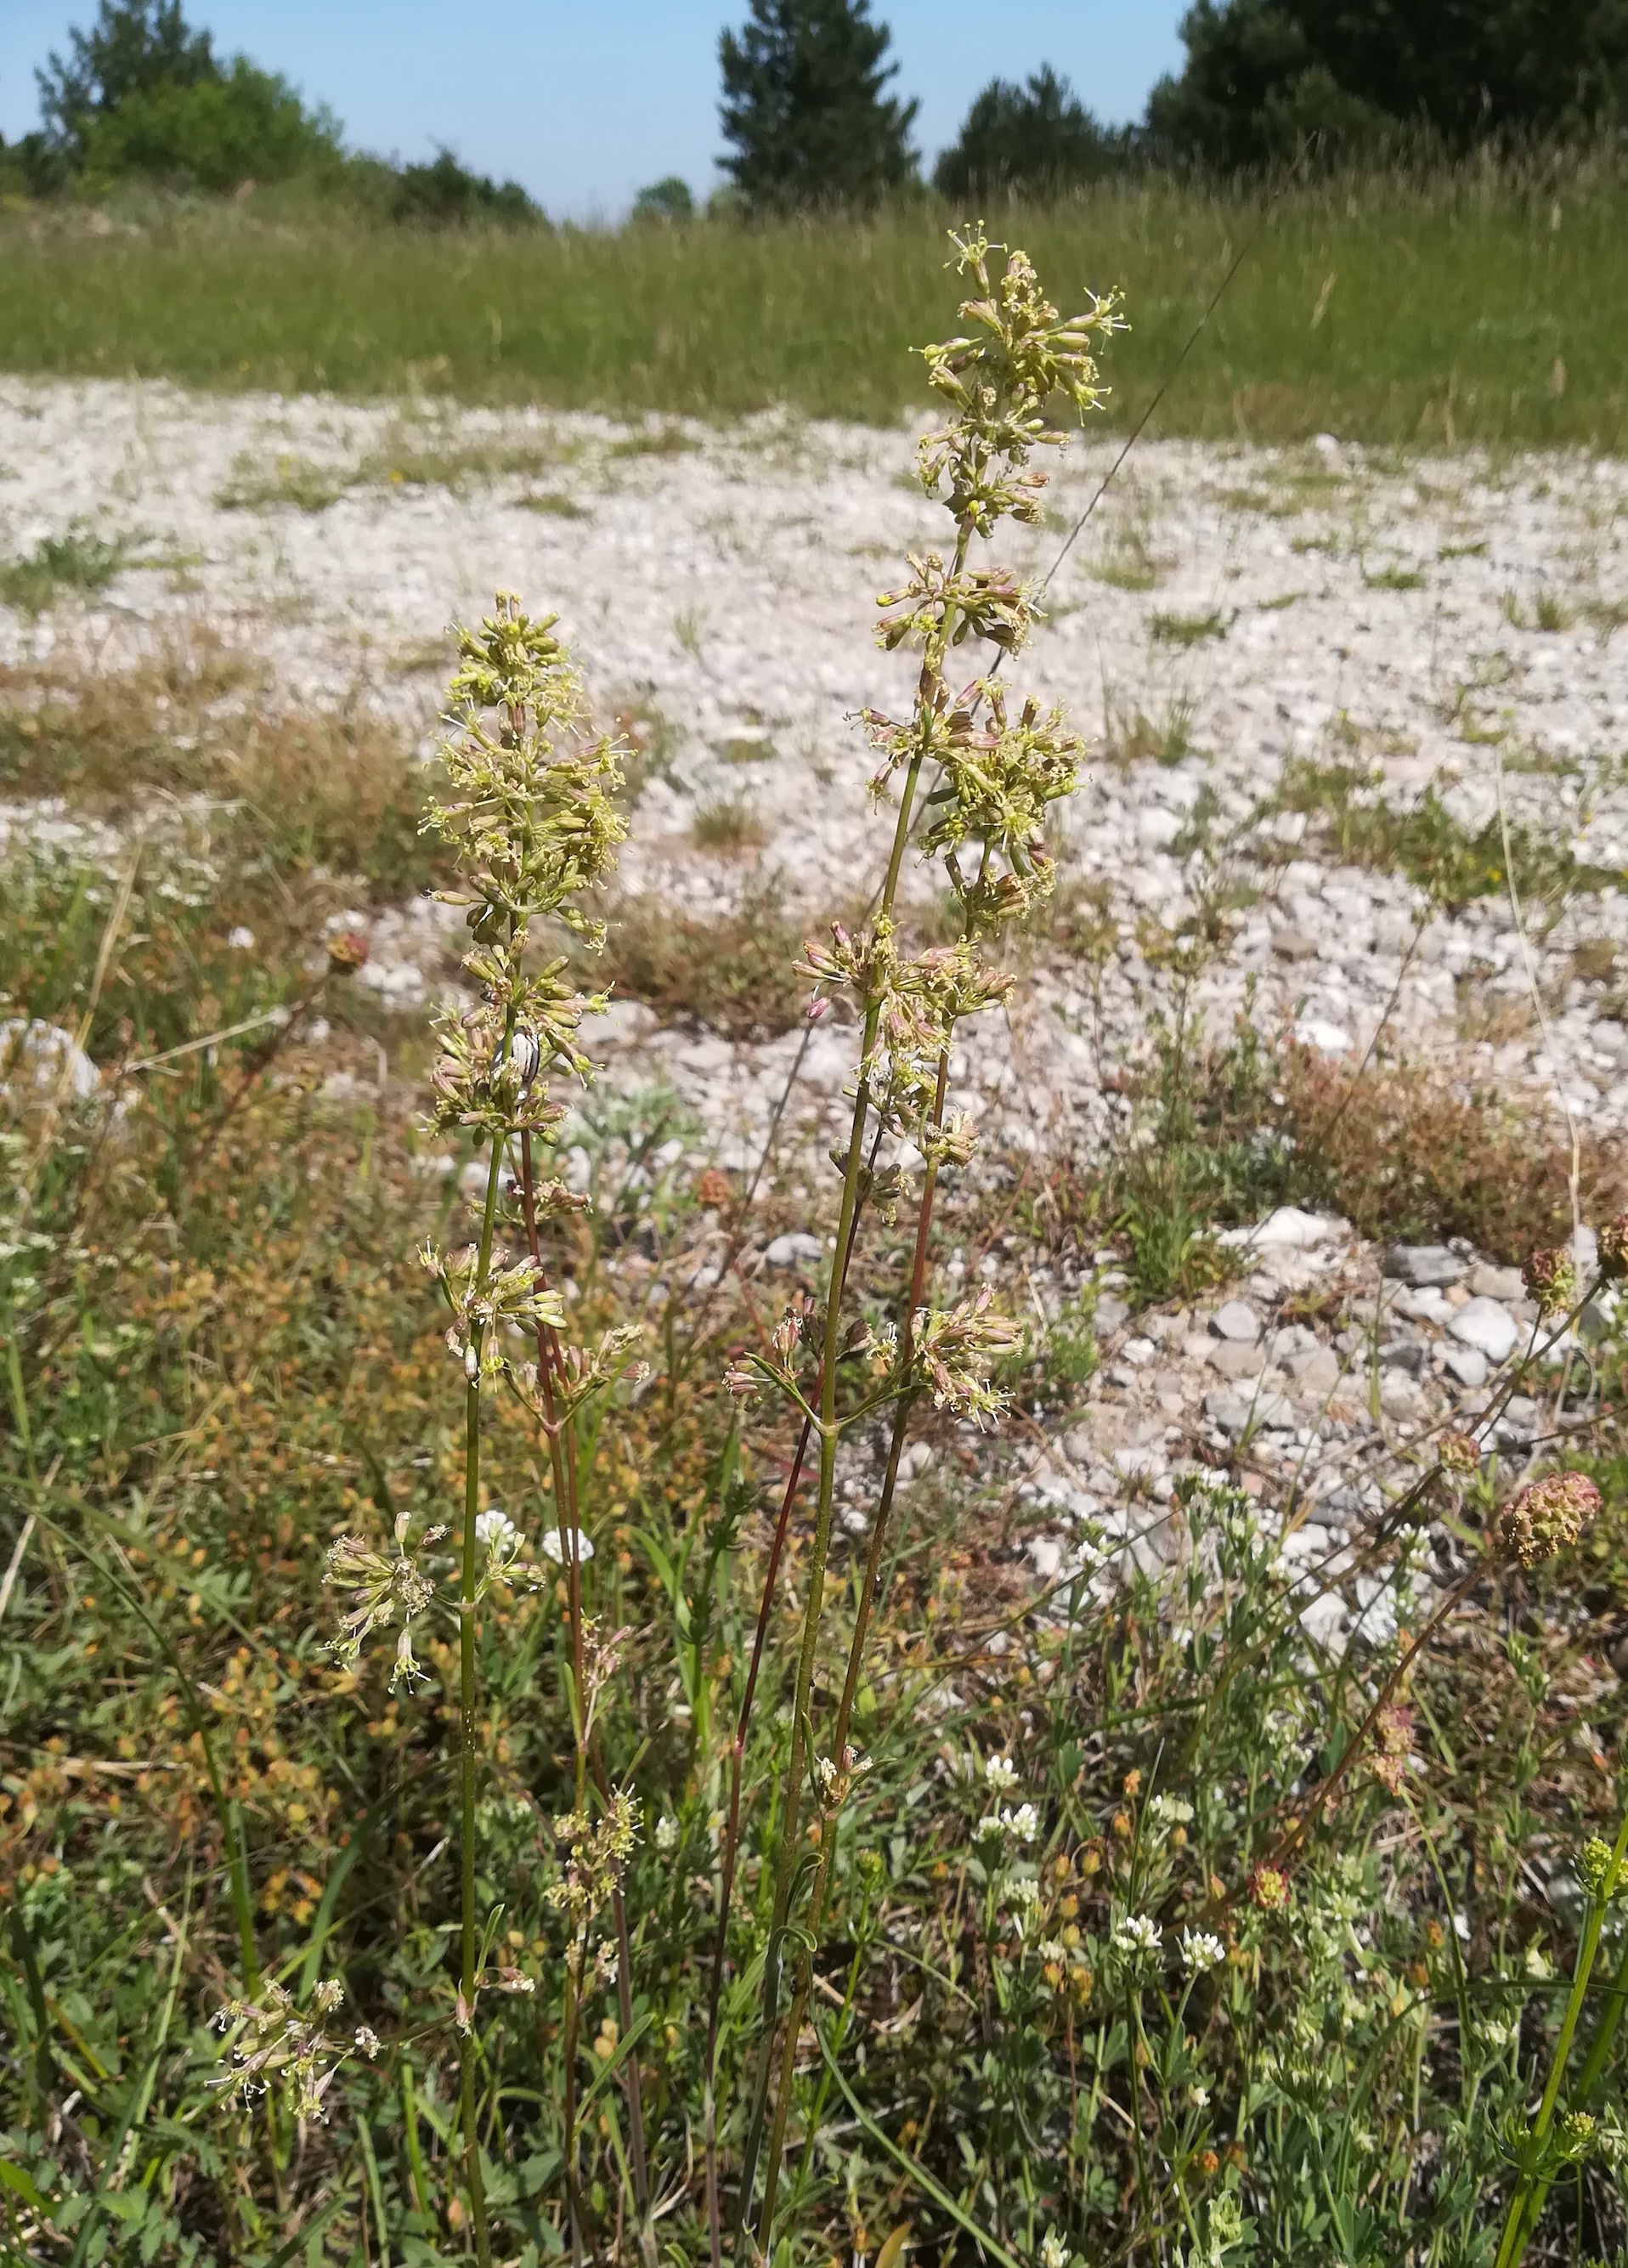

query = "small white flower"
353;2025;380;2058
1113;1913;1162;1956
984;1753;1020;1793
1180;1928;1226;1975
1008;1872;1041;1906
313;1978;344;2013
1040;2233;1069;2268
1008;1801;1039;1843
1150;1794;1194;1827
227;925;256;950
654;1814;679;1853
475;1509;518;1551
1188;2083;1210;2108
540;1526;595;1565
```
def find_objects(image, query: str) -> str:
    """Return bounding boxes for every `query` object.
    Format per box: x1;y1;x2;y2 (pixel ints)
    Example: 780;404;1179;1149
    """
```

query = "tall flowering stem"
726;232;1122;2245
329;597;630;2261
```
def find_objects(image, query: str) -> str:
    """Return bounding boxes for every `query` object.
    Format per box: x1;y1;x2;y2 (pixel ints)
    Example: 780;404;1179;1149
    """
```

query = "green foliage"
36;0;217;163
1149;0;1628;170
934;66;1125;200
1273;753;1621;911
631;174;696;223
717;0;919;210
387;147;539;228
78;55;341;192
0;524;127;614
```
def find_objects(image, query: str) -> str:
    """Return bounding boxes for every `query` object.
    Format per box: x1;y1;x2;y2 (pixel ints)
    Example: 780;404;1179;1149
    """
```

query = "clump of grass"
1271;754;1613;909
1273;1041;1628;1258
691;794;766;851
215;453;348;511
0;524;128;614
1101;691;1201;766
608;422;698;459
1089;520;1162;590
1503;585;1575;631
0;636;443;902
1150;607;1229;645
595;879;816;1036
519;489;588;517
1363;560;1427;591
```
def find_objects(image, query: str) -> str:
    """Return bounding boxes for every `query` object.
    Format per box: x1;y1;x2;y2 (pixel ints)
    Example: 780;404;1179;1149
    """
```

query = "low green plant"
1271;754;1620;911
0;524;128;614
1150;607;1228;645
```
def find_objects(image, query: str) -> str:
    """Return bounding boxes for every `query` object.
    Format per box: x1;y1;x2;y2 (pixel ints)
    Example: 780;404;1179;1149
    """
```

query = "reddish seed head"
1498;1470;1601;1568
1598;1212;1628;1282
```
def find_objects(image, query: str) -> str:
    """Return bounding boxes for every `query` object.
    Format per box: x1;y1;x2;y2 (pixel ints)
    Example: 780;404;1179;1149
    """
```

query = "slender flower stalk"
325;595;631;2261
723;230;1122;2247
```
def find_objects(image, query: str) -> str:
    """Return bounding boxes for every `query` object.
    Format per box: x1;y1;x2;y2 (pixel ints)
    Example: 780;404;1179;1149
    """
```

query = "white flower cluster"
1112;1913;1162;1957
978;1801;1040;1849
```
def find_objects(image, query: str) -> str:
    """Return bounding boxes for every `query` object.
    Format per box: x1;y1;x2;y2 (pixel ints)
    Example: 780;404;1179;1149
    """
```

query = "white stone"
1449;1297;1520;1364
1027;1535;1065;1581
1211;1299;1261;1343
1443;1346;1488;1389
1294;1018;1351;1055
764;1230;825;1267
0;1019;99;1100
1218;1205;1348;1251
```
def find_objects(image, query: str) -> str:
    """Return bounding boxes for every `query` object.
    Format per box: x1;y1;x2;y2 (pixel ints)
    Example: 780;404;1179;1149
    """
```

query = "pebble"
1442;1346;1489;1389
1207;1339;1265;1379
1211;1299;1262;1343
764;1230;825;1268
1203;1386;1295;1437
1449;1297;1521;1363
1384;1244;1467;1288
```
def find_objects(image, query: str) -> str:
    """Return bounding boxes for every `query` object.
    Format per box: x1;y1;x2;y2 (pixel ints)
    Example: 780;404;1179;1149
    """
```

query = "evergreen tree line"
721;0;1628;212
5;0;1628;218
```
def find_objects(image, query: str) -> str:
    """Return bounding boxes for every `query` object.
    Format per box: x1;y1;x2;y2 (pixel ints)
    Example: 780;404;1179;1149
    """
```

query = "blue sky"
1;2;1189;218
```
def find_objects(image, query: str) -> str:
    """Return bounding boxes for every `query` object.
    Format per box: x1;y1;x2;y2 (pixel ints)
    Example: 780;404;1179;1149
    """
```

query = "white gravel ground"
5;377;1626;1632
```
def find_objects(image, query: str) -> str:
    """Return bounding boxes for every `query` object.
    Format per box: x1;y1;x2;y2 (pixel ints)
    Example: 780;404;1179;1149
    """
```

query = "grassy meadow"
0;167;1622;446
8;211;1628;2268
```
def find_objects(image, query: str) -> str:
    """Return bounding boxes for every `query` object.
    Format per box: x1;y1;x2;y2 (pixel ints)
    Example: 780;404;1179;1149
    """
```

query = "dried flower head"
1498;1470;1600;1567
1523;1243;1578;1314
1439;1430;1482;1479
1597;1210;1628;1281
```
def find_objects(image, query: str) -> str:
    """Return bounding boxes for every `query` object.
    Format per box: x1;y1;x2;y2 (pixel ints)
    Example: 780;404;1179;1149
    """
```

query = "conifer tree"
718;0;918;210
935;66;1122;199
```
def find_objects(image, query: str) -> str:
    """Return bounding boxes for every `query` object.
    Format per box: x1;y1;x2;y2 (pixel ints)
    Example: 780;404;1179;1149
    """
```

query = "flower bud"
1497;1470;1600;1567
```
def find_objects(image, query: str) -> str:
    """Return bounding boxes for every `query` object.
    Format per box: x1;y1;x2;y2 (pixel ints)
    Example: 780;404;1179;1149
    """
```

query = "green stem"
734;743;930;2241
756;1055;948;2245
1493;1802;1628;2268
456;1123;507;2268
